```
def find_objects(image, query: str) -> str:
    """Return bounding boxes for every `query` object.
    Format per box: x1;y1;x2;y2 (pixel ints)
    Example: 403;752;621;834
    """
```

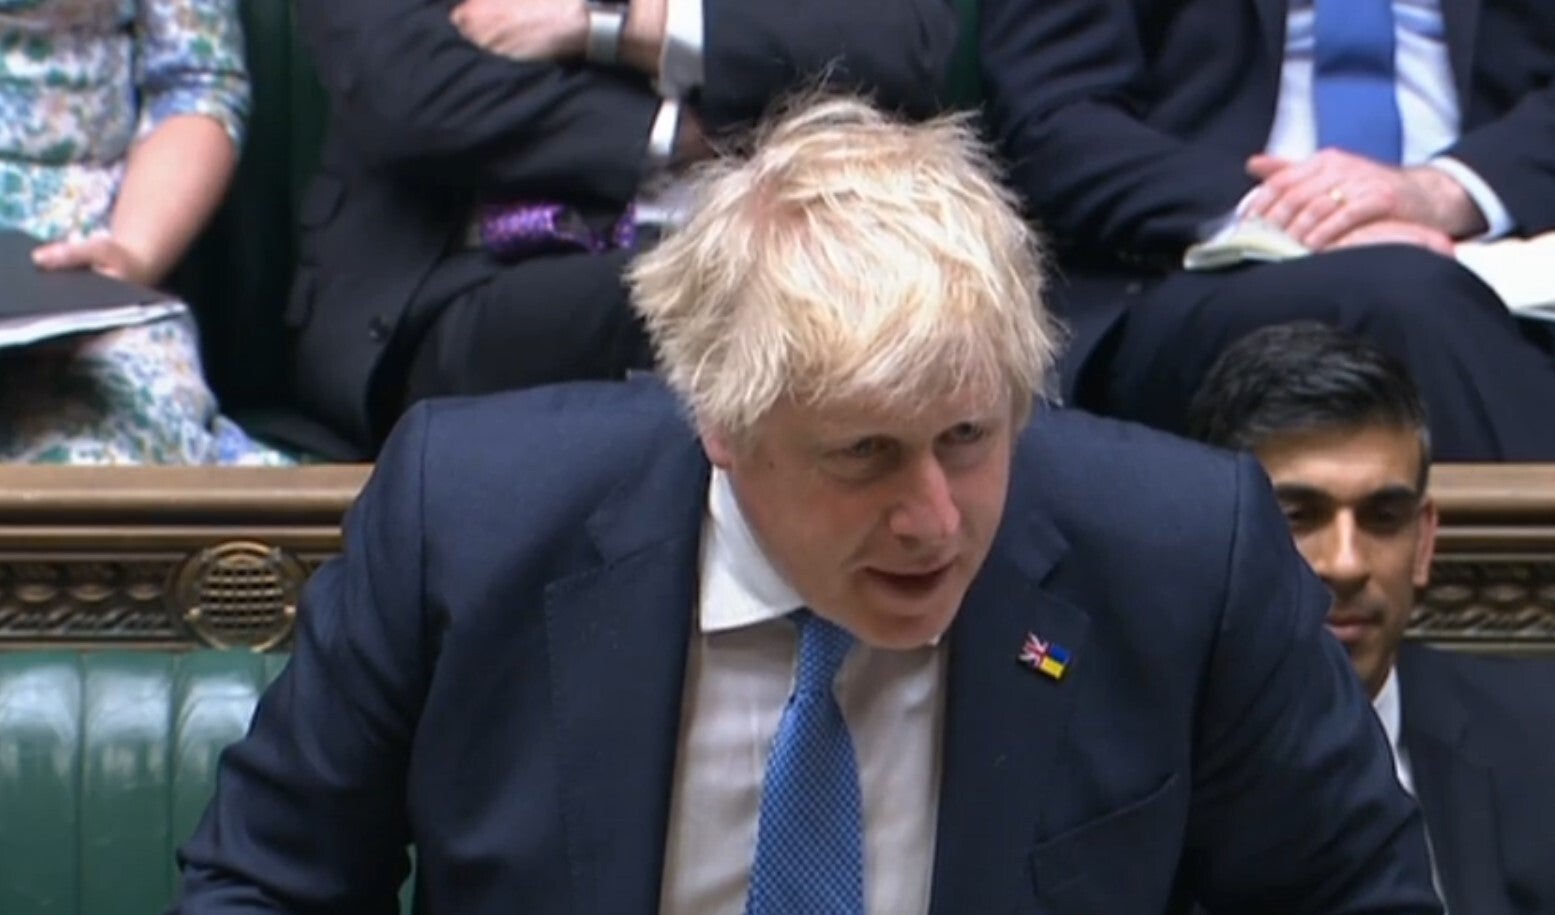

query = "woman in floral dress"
0;0;293;464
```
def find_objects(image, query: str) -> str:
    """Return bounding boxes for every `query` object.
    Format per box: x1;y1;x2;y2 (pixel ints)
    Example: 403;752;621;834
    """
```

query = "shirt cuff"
659;0;703;99
647;98;682;167
1429;156;1515;240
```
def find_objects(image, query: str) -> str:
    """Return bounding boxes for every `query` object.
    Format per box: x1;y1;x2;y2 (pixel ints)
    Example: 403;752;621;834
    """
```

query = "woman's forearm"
109;114;238;285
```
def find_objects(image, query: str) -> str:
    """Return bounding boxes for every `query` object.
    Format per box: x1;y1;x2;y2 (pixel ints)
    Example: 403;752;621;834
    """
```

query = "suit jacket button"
1125;281;1144;295
367;317;390;342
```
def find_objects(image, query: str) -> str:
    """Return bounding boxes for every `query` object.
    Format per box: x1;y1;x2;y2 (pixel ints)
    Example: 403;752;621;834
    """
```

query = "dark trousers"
401;246;656;408
1087;245;1555;461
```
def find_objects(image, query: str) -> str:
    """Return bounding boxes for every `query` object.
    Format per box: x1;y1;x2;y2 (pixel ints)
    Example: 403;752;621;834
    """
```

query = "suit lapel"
1398;648;1508;915
1439;0;1482;109
928;507;1090;914
1254;0;1286;69
543;433;709;915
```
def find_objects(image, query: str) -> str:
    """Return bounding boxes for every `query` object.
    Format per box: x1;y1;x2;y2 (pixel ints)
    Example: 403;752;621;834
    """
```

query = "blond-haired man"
174;98;1439;914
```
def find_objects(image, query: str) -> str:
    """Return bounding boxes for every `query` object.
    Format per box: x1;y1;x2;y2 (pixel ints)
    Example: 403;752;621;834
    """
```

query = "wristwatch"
584;3;628;66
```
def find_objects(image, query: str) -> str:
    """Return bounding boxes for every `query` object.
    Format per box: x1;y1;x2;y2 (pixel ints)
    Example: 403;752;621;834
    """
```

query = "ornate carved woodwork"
0;464;1549;653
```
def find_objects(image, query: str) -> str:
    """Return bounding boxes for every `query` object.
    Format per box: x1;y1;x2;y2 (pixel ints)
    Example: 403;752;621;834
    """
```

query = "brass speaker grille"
173;541;303;650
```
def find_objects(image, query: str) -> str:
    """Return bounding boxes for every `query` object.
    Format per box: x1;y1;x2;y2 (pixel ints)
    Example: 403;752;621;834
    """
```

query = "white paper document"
1183;217;1310;271
0;300;185;348
1183;218;1555;324
1454;234;1555;323
0;229;184;348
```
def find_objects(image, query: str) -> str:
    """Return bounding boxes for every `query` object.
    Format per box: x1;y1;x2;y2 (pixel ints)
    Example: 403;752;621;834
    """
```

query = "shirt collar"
1372;665;1410;790
699;468;805;634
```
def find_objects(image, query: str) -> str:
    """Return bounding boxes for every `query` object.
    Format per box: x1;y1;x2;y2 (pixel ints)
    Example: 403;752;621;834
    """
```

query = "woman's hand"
32;234;156;287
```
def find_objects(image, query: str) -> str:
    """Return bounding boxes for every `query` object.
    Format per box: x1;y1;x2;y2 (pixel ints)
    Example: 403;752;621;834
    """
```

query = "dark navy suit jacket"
1398;643;1555;914
287;0;958;453
980;0;1555;393
174;381;1441;913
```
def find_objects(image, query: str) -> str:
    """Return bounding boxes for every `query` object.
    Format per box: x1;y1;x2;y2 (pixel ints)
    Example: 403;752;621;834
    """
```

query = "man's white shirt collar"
1373;666;1415;797
700;468;805;634
1374;665;1450;909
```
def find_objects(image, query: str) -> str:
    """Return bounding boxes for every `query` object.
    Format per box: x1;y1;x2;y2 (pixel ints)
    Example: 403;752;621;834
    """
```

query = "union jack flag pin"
1018;632;1071;680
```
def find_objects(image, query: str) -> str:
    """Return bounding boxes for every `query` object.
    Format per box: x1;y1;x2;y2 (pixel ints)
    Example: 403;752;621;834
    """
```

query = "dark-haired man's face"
1254;424;1437;700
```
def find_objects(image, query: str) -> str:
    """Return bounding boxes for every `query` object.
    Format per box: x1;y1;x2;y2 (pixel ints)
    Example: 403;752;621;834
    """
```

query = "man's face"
1254;424;1438;699
702;388;1017;650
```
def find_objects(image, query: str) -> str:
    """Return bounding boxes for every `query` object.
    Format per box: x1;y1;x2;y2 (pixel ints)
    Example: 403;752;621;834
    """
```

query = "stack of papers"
1182;218;1555;323
1455;234;1555;323
1183;216;1310;271
0;229;183;348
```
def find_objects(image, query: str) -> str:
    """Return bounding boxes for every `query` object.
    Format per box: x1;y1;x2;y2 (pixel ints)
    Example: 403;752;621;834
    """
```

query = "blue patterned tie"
1313;0;1403;163
745;610;864;915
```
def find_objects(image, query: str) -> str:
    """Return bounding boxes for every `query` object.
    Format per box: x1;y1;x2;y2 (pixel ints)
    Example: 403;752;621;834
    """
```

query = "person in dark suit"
283;0;957;458
981;0;1555;461
172;98;1440;914
1188;321;1555;915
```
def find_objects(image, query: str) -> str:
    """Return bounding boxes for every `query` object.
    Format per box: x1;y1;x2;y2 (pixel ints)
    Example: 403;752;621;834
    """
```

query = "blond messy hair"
627;94;1062;443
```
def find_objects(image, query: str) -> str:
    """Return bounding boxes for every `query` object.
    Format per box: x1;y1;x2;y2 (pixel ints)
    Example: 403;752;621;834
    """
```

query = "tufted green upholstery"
0;651;286;914
0;651;417;914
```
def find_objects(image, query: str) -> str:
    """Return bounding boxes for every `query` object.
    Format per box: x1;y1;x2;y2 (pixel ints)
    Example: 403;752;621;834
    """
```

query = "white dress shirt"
659;0;704;99
658;469;945;915
1265;0;1512;237
1373;666;1415;795
1373;666;1449;911
635;0;704;227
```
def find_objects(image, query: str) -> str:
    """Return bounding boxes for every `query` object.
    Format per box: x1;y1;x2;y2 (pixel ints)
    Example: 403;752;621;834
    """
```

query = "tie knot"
792;609;854;694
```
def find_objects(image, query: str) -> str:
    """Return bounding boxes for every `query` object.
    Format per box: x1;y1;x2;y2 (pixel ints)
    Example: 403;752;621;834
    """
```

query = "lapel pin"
1018;632;1070;681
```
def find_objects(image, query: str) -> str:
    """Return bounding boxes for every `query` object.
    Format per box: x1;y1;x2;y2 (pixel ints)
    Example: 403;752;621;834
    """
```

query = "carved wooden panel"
0;557;177;641
1413;558;1555;647
0;465;364;651
0;463;1547;653
173;542;315;650
0;548;330;650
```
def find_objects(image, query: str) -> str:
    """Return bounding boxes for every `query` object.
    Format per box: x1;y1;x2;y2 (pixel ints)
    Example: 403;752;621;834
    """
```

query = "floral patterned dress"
0;0;294;464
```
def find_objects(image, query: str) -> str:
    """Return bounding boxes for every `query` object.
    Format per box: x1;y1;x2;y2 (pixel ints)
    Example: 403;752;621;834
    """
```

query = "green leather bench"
0;651;416;915
0;651;285;913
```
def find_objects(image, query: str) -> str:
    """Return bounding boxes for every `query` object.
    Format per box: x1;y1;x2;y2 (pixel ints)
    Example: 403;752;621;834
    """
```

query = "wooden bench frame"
1418;465;1555;654
0;465;366;651
0;464;1549;652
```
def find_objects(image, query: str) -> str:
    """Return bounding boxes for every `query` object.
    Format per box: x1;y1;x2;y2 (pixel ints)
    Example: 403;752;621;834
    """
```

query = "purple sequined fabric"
479;202;638;258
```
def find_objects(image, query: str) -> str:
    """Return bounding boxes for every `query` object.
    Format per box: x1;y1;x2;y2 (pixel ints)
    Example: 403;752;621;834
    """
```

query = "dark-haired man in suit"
1189;321;1555;915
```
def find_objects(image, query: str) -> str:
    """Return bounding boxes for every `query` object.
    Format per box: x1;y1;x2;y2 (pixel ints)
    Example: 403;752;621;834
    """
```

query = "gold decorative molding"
0;550;332;650
0;557;177;642
0;463;1548;652
1411;465;1555;651
174;542;310;651
0;466;365;651
1412;557;1555;648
